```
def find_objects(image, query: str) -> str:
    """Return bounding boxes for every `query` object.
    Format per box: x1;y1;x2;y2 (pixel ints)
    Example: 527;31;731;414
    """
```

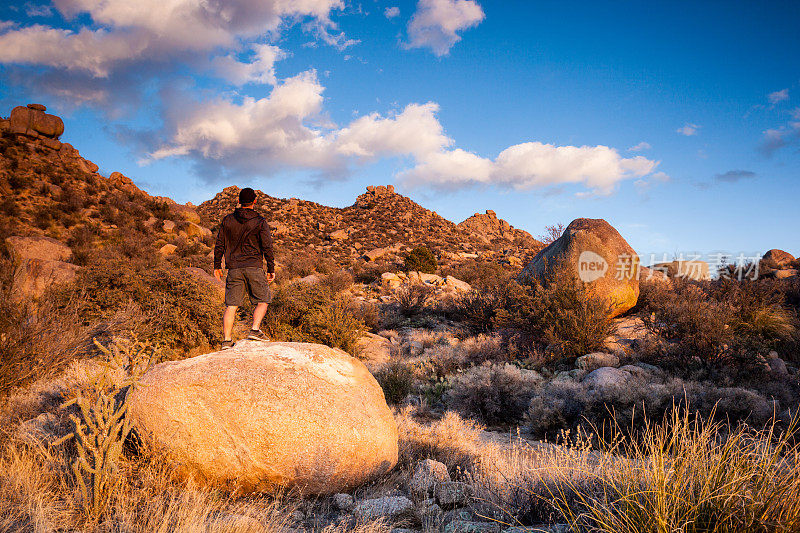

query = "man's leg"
252;302;268;331
223;306;238;341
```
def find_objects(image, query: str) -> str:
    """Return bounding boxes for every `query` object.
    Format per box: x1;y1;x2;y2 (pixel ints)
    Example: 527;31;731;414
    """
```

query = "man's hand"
266;272;276;284
214;269;223;281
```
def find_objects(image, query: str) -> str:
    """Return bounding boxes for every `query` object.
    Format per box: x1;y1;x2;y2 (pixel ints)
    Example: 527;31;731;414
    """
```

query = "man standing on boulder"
213;187;275;349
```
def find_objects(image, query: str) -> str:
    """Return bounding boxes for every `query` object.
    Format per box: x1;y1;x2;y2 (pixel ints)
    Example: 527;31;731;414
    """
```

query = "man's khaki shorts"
225;267;272;307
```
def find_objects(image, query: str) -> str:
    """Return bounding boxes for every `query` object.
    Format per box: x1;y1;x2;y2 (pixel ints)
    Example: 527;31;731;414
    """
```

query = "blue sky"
1;0;798;262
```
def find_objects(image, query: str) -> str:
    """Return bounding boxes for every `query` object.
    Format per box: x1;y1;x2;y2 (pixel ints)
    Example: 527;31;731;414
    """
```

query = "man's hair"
239;187;257;206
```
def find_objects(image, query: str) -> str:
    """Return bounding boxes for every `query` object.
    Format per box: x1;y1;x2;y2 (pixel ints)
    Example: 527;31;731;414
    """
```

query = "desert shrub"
376;358;415;404
442;261;513;291
404;246;437;274
537;222;565;245
447;363;542;426
548;407;800;532
320;269;354;293
264;281;364;353
524;368;785;440
423;334;509;375
53;258;222;352
396;282;435;317
641;278;797;365
450;284;519;333
348;299;381;331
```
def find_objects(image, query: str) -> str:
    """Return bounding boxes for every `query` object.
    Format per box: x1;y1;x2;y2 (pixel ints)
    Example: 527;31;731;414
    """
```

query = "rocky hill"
199;184;542;270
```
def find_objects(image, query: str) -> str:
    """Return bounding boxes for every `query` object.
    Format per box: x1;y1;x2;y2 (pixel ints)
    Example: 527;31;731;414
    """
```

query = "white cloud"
150;71;658;194
406;0;484;56
335;103;452;158
400;142;657;195
0;0;346;77
676;123;700;136
628;141;651;152
768;88;789;105
385;6;400;18
210;44;284;86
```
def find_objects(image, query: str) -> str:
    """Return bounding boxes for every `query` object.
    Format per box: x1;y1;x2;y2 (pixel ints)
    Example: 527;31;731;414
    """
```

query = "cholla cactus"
54;338;154;518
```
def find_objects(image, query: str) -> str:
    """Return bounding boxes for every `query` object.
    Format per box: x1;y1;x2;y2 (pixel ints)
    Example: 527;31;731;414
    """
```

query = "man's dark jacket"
213;208;274;272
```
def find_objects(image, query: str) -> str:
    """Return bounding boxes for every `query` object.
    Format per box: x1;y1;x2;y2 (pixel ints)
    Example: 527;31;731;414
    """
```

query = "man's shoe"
248;329;270;342
221;340;235;350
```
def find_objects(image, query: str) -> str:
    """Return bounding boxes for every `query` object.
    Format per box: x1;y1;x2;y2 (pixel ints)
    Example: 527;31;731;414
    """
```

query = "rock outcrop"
5;235;78;301
9;104;64;139
126;340;398;494
457;210;542;249
520;218;639;318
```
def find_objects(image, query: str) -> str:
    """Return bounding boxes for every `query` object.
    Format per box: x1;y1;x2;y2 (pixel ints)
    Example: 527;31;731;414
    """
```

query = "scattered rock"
583;367;630;392
181;221;212;239
575;352;619;371
364;247;388;261
353;496;414;522
774;269;798;279
329;229;349;241
409;458;450;498
354;332;392;373
162;220;176;233
158;243;177;256
435;481;471;508
333;493;355;512
126;341;398;494
457;209;542;249
769;357;788;376
444;276;472;292
382;272;403;290
520;218;640;318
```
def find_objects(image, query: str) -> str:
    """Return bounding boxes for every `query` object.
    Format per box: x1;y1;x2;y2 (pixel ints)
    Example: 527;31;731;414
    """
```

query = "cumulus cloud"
714;170;756;183
149;70;658;194
768;88;789;105
676;123;700;136
405;0;484;56
385;6;400;18
0;0;347;78
401;142;658;194
628;141;651;152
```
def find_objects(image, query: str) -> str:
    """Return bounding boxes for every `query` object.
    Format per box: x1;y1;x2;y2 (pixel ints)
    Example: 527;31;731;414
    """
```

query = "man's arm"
259;219;275;276
213;221;225;280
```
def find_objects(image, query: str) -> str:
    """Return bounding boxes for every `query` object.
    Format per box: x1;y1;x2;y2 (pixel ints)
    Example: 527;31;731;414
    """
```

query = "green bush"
54;258;222;352
404;246;437;274
264;281;365;354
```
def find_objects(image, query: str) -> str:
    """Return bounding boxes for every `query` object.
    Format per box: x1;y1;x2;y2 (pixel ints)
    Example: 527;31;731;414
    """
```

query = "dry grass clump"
547;408;800;532
395;406;484;474
446;364;543;426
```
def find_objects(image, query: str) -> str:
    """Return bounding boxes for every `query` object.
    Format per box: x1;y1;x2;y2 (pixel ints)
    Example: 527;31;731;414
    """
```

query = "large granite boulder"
520;218;639;318
9;104;64;138
763;249;795;268
126;340;398;494
5;235;78;301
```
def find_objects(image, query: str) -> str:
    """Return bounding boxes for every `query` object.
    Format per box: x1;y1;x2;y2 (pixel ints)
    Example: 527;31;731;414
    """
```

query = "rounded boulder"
520;218;640;317
126;340;398;494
